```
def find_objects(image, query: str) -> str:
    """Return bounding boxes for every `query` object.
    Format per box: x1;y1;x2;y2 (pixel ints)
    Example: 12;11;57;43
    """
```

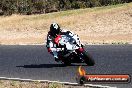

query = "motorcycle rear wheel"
62;56;71;66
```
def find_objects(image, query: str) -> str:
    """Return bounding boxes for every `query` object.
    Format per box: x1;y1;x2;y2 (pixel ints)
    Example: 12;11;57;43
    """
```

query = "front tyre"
82;51;95;66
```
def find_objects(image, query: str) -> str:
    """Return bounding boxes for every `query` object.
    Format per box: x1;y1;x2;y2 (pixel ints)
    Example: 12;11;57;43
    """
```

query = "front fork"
75;47;85;62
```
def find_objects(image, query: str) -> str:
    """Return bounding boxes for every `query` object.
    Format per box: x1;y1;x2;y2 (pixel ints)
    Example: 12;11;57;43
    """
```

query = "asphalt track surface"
0;45;132;88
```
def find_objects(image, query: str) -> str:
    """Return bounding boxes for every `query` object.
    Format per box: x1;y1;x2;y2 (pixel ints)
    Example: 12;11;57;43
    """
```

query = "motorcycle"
54;32;95;66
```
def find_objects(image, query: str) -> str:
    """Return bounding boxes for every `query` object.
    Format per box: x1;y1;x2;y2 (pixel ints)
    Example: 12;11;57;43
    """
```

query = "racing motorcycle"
54;32;95;66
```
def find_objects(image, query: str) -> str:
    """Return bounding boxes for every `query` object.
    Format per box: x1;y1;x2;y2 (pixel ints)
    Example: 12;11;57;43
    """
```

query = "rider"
46;23;76;62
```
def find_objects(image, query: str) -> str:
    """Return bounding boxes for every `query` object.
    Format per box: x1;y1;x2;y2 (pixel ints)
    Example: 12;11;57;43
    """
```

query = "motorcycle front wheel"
82;51;95;66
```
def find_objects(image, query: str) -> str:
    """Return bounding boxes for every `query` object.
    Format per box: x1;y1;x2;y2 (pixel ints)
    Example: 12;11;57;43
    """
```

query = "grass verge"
0;2;132;45
0;80;90;88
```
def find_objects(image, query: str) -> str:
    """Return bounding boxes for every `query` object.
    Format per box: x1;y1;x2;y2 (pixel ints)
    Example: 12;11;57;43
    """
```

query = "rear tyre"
58;51;71;66
62;57;71;66
82;51;95;66
63;60;71;66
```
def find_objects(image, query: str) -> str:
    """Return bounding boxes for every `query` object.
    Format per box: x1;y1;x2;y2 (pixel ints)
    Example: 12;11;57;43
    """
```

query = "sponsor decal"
76;66;131;84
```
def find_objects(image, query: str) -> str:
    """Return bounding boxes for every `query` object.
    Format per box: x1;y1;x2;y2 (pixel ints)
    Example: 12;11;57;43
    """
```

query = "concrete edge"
0;77;116;88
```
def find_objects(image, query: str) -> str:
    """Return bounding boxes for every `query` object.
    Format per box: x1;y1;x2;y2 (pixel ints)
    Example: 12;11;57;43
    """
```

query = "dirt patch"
0;3;132;45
